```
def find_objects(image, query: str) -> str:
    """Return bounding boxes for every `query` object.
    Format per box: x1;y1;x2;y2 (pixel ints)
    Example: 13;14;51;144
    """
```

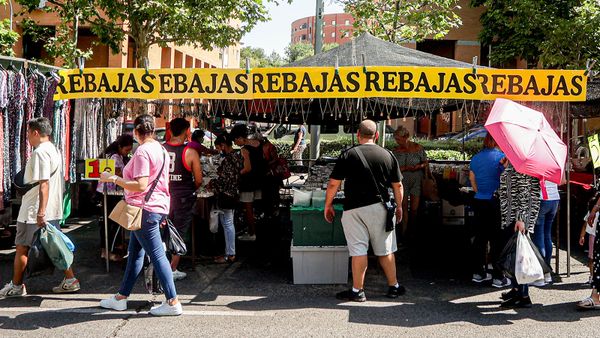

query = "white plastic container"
293;189;312;207
290;245;349;284
311;190;326;209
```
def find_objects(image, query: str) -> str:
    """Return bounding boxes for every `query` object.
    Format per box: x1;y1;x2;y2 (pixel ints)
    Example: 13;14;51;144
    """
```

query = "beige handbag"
109;200;143;231
109;151;167;231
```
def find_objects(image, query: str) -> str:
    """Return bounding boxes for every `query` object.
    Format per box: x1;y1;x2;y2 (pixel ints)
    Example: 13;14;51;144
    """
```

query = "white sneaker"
52;278;81;293
492;277;511;288
472;273;492;283
172;269;187;281
531;279;546;287
0;281;26;298
149;301;183;316
544;272;553;284
99;295;127;311
237;233;256;241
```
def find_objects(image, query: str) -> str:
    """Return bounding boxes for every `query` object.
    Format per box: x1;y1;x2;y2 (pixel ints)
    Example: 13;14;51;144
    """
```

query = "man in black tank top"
164;118;202;281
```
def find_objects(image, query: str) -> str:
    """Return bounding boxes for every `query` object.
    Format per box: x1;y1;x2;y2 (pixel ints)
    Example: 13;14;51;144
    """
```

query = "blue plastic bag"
52;224;75;252
40;224;74;271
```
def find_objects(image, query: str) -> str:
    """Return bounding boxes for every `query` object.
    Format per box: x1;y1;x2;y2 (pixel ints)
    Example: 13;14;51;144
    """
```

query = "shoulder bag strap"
144;149;167;203
354;147;388;203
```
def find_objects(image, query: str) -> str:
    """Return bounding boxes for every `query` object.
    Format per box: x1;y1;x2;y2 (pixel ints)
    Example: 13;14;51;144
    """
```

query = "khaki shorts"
239;190;262;203
15;220;61;247
341;203;397;257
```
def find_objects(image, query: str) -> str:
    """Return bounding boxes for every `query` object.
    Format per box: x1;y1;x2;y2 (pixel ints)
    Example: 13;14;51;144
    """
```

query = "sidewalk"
0;220;599;337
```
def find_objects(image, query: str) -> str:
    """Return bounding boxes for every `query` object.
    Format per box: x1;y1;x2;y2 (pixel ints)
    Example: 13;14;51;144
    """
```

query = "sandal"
576;297;600;310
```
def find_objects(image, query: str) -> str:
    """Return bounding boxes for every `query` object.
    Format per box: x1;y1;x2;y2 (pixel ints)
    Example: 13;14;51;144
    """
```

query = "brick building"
0;4;241;70
291;13;354;46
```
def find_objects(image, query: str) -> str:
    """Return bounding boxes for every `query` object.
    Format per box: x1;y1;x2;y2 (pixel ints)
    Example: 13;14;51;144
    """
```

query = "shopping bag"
143;257;163;295
162;219;187;256
515;232;544;284
209;209;223;234
497;232;518;279
39;224;74;271
56;228;75;252
25;229;55;278
525;233;552;274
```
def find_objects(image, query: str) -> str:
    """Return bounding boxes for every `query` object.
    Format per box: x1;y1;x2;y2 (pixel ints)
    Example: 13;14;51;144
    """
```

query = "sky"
241;1;345;56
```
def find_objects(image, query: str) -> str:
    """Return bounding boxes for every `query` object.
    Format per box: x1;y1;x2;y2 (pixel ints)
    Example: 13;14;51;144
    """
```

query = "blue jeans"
220;209;236;256
119;210;177;301
533;200;559;267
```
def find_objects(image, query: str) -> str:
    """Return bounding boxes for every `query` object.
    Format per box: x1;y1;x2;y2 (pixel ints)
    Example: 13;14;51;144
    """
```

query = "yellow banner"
54;67;587;102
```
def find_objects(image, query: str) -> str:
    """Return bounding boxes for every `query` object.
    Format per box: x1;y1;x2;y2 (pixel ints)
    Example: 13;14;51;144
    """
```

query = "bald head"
358;120;377;140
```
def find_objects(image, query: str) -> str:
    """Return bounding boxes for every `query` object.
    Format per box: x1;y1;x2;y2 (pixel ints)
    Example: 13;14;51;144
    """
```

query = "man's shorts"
341;203;397;257
15;220;61;247
169;195;196;237
239;190;262;203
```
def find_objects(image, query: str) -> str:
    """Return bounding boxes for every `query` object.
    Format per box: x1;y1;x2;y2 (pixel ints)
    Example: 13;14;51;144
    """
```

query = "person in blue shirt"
469;133;507;287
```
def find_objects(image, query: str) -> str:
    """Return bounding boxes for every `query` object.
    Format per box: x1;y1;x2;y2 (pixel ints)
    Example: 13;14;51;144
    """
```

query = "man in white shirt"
0;117;80;297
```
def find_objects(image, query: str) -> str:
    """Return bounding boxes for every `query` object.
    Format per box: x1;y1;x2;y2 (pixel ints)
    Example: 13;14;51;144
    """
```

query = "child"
580;192;600;284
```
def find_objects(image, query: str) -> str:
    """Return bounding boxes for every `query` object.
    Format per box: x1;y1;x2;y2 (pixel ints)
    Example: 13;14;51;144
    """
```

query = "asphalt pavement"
0;219;599;337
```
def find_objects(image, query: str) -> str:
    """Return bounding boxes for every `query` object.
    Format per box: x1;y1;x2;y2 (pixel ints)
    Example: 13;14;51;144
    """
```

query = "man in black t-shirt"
325;120;405;302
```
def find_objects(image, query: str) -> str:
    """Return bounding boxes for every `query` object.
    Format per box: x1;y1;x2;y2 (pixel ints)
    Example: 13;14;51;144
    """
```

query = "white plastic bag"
209;209;223;234
515;232;544;284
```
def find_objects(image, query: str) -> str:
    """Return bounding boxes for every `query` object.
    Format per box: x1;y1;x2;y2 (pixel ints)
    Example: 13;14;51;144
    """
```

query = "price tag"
84;159;116;180
588;134;600;169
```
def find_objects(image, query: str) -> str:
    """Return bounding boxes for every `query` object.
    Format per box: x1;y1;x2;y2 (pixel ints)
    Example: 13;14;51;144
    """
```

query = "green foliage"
285;43;314;63
472;0;600;69
540;0;600;70
271;137;480;161
0;0;18;56
240;47;285;68
339;0;462;43
285;42;339;63
17;0;286;65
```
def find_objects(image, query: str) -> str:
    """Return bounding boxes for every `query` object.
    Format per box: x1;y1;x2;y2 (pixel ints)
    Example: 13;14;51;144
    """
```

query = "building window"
308;34;312;40
331;32;335;38
300;23;307;29
301;34;306;41
345;20;350;25
332;20;336;26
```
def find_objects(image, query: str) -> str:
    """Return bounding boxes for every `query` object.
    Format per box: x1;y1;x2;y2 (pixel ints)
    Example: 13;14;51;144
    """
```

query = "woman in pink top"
98;114;182;316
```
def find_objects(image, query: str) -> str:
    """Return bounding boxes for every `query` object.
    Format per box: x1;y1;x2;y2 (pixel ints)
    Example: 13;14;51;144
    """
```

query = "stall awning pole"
567;103;572;278
309;0;324;163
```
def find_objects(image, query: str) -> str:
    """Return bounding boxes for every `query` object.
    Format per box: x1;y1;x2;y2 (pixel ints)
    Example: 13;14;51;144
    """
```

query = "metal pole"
566;104;572;277
309;0;324;161
103;174;110;273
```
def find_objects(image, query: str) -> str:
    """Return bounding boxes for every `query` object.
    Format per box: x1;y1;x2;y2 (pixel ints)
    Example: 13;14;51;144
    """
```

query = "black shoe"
500;296;532;308
501;288;518;301
336;289;366;302
386;285;406;298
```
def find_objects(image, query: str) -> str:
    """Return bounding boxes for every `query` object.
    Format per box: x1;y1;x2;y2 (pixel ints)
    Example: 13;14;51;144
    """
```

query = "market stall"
51;34;590;282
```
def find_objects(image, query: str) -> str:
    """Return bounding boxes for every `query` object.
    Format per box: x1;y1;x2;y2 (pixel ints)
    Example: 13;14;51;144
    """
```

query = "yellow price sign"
84;159;115;180
588;134;600;169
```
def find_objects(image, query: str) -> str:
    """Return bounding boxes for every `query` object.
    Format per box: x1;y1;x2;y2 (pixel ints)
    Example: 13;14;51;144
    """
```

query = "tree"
0;0;18;56
471;0;598;69
240;47;285;68
17;0;287;66
284;42;338;63
338;0;462;43
285;43;314;63
539;0;600;70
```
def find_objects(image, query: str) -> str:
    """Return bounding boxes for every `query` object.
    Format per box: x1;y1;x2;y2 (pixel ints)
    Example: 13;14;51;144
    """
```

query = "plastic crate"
291;205;346;246
291;245;349;284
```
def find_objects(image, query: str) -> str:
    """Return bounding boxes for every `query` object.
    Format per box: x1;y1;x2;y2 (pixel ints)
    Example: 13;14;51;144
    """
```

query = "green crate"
291;205;347;246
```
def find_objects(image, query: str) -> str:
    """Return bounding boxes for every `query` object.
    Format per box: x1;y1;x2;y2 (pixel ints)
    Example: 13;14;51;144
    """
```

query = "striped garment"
499;164;541;233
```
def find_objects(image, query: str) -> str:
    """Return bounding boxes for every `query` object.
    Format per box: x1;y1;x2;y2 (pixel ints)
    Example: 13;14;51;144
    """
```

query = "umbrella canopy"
485;99;567;190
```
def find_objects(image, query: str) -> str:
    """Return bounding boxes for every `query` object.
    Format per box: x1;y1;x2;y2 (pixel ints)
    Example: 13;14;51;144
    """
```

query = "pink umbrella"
485;98;567;198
